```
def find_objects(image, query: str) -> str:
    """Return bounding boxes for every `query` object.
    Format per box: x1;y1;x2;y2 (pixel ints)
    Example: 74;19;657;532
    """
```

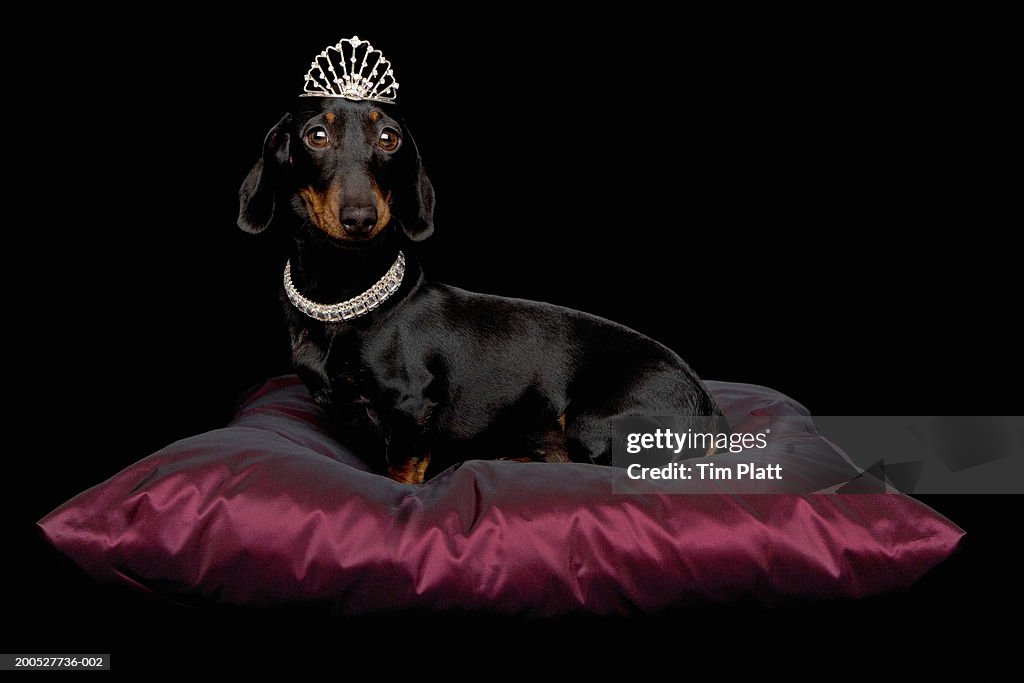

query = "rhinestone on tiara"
300;35;399;103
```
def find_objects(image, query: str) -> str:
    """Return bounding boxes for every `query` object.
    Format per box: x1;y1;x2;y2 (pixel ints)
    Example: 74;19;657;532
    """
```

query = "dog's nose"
340;206;378;235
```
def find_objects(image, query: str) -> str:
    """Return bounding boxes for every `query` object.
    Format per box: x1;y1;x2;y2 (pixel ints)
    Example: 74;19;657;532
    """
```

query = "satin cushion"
39;376;963;615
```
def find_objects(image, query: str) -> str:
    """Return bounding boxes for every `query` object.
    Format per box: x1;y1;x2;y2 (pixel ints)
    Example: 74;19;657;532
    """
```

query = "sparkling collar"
283;251;405;322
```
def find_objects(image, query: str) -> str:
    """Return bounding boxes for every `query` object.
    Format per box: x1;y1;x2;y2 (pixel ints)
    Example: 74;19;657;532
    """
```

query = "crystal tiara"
300;35;399;104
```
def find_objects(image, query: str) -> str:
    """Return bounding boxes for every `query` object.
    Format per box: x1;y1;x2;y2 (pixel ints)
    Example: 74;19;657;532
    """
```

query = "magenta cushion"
39;376;963;615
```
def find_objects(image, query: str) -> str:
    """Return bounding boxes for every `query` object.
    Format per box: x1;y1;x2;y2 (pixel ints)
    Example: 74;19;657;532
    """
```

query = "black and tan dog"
238;96;722;484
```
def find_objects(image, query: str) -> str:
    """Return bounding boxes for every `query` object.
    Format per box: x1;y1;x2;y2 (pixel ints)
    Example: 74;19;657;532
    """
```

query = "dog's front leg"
290;329;334;409
384;404;436;484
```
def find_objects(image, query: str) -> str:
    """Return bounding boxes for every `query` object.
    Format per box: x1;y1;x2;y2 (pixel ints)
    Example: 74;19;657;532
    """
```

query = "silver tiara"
300;35;399;103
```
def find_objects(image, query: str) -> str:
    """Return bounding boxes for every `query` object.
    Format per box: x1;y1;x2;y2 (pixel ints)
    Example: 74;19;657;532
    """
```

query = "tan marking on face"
557;414;567;431
368;110;381;123
325;112;336;123
298;183;345;239
299;180;391;241
387;453;431;484
369;181;392;237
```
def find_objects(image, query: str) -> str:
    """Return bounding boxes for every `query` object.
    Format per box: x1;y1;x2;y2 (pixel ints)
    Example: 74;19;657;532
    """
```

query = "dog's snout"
340;206;378;235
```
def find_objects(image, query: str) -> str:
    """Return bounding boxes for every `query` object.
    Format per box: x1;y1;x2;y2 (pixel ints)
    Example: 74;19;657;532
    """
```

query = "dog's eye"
305;127;330;149
378;128;401;152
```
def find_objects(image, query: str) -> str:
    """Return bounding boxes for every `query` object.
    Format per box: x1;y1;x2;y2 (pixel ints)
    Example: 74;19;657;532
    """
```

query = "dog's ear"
407;160;436;242
396;133;435;242
238;114;292;234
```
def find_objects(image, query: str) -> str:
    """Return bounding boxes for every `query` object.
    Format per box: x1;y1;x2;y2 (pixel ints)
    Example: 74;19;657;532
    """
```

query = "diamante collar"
283;251;405;322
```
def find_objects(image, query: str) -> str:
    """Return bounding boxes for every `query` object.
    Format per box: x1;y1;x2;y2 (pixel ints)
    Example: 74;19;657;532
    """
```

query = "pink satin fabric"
38;376;964;615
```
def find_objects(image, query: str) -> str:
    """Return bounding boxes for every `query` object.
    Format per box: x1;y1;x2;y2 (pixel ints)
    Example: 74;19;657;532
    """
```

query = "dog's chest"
292;319;434;437
302;325;407;406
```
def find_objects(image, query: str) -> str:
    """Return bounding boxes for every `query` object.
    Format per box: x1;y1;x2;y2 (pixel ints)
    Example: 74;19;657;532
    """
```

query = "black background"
7;10;1017;668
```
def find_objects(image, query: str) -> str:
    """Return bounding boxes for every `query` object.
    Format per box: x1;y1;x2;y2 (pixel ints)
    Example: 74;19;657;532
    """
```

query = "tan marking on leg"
387;453;431;484
542;449;571;463
535;425;571;463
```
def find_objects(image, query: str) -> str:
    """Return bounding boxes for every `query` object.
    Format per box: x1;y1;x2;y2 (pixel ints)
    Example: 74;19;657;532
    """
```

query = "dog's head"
238;98;434;245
